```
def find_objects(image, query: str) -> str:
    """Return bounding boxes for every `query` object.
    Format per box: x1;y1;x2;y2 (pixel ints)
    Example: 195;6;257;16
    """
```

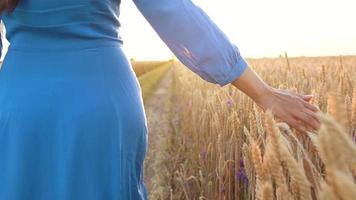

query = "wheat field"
131;60;169;77
145;55;356;200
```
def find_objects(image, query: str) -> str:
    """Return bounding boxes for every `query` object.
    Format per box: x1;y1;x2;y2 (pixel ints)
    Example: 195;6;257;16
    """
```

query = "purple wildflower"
200;150;207;159
236;159;249;184
219;185;225;193
175;105;183;113
239;159;244;168
226;99;235;108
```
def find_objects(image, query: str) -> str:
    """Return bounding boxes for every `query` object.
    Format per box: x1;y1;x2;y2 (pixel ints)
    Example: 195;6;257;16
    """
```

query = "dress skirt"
0;44;148;199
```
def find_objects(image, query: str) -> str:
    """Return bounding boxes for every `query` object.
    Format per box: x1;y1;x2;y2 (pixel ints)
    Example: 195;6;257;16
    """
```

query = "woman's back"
1;0;123;51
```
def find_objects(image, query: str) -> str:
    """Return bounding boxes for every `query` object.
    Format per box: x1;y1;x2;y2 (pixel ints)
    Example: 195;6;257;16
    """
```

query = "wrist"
230;66;275;109
254;84;274;109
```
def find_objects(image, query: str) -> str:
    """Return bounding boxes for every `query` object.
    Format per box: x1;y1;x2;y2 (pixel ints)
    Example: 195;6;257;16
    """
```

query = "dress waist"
8;38;123;52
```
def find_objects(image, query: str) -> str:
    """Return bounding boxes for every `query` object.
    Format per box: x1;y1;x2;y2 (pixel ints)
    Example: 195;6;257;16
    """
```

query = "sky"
1;0;355;60
120;0;356;60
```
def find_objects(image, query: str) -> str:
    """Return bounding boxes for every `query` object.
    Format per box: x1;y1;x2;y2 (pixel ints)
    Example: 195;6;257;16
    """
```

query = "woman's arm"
133;0;248;86
134;0;320;132
232;66;320;132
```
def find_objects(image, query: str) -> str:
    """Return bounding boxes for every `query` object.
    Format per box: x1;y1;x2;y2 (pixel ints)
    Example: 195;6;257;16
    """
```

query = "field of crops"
142;56;356;200
131;60;169;77
131;60;172;100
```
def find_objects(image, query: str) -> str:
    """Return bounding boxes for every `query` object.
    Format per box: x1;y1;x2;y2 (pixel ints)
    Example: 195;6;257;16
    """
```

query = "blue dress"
0;0;248;199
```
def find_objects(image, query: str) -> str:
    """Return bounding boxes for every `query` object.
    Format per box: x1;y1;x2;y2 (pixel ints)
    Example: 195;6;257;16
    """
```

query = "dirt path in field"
143;66;173;193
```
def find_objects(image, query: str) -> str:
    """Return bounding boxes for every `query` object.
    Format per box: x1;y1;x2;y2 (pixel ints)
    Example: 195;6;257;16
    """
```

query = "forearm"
231;66;273;107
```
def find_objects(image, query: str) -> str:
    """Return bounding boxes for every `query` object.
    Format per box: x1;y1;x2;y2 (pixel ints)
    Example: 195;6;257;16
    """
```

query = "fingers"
285;97;320;133
294;111;320;131
304;110;321;127
289;91;313;102
303;101;320;112
303;109;321;125
301;100;321;131
289;92;319;112
301;94;313;102
285;117;308;134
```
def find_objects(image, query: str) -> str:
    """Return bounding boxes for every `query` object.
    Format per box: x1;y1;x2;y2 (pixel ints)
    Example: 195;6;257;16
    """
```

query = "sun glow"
1;0;355;60
120;0;356;60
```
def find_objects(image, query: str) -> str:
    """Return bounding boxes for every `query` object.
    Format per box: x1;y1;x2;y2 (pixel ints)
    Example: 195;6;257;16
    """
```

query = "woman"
0;0;320;199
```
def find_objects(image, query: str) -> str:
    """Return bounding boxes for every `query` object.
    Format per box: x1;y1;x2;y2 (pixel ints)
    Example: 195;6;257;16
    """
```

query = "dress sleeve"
133;0;248;86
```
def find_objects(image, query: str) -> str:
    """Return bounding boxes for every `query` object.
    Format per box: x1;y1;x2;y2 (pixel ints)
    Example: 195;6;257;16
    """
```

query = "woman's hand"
231;66;320;133
255;88;320;133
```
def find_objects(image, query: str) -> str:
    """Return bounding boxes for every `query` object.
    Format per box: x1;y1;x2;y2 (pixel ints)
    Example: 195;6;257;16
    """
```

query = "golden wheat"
148;56;356;200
